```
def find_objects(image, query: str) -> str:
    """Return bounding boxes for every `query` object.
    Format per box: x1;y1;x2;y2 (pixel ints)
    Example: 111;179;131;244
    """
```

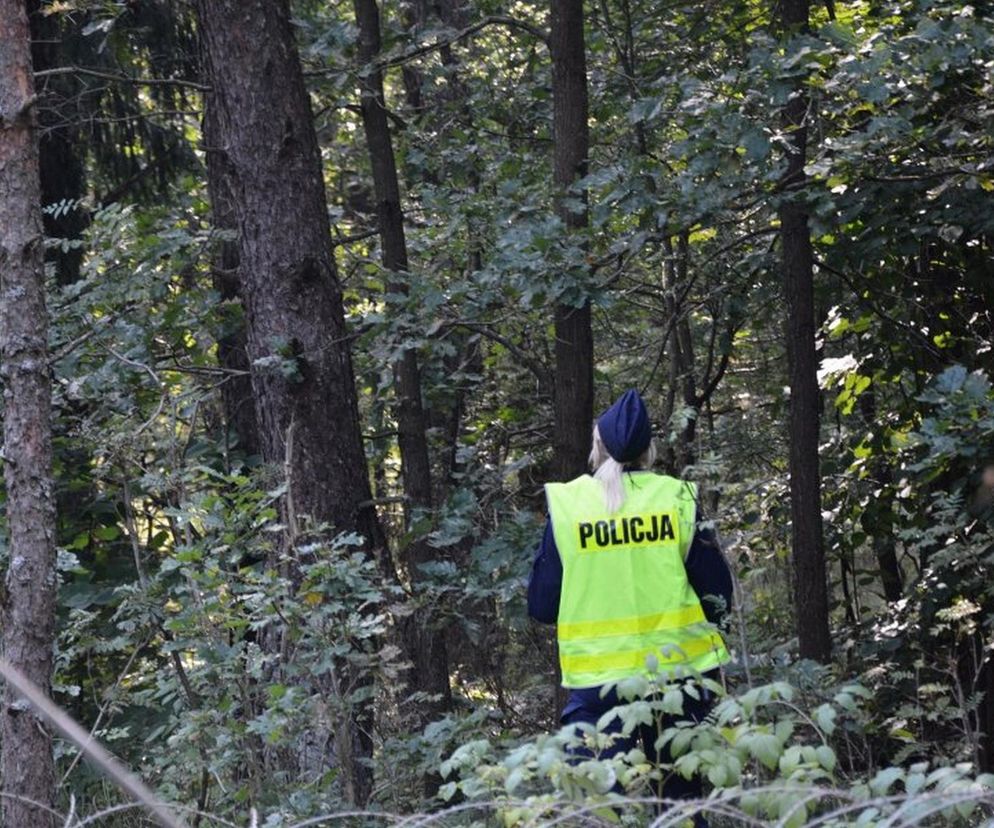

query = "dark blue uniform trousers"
562;680;714;828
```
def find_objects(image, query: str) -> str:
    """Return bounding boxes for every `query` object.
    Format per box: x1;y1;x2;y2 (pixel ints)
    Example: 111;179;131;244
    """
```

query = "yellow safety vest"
546;473;730;688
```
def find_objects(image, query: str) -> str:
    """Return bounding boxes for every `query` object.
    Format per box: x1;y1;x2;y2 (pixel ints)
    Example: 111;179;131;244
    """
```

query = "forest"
0;0;992;825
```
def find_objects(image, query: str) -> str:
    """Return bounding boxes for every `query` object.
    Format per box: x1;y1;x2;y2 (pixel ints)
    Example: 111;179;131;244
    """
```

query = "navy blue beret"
597;389;652;463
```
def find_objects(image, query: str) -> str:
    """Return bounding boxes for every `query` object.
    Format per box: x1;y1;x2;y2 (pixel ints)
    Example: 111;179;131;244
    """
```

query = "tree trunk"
858;391;903;602
662;234;699;473
352;0;452;727
202;93;260;459
196;0;385;804
28;0;88;286
779;0;832;662
0;4;58;824
550;0;593;481
398;0;487;503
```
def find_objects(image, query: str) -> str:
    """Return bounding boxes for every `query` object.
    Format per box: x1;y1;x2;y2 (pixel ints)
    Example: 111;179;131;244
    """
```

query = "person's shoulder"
545;474;597;495
638;471;695;488
634;473;698;501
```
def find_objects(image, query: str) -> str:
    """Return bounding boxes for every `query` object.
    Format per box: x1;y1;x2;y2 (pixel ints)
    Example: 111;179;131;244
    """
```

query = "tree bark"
202;93;260;459
196;0;385;804
352;0;452;726
550;0;594;481
0;3;58;824
779;0;832;662
196;0;383;554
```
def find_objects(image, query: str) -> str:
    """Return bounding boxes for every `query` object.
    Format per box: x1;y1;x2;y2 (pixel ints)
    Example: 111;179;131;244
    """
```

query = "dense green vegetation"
1;0;993;824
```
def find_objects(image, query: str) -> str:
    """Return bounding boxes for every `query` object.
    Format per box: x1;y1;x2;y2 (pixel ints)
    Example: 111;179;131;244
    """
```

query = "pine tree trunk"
779;0;832;662
196;0;382;554
352;0;452;728
196;0;385;803
0;3;58;824
202;96;260;458
550;0;594;481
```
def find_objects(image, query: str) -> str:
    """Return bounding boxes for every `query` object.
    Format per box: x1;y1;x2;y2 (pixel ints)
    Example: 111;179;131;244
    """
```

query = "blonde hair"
589;425;656;513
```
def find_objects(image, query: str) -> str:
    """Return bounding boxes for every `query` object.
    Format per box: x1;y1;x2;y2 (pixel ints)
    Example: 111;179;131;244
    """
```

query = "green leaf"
905;771;926;795
707;763;728;787
93;525;120;541
668;728;694;758
741;129;770;160
869;766;904;795
813;704;837;736
778;793;809;828
815;745;837;772
676;753;701;780
662;688;685;715
821;21;858;45
752;733;782;770
505;766;526;794
779;746;802;776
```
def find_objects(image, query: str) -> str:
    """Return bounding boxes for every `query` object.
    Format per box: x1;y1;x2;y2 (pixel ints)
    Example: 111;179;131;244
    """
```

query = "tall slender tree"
196;0;385;803
394;0;492;498
352;0;452;727
550;0;594;481
778;0;832;661
858;391;903;603
0;2;59;824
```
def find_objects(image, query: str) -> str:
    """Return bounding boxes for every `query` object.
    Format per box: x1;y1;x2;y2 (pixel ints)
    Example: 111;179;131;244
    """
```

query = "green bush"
439;669;994;827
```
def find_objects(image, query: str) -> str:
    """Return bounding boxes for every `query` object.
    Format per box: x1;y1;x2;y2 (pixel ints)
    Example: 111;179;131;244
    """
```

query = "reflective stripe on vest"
546;473;730;688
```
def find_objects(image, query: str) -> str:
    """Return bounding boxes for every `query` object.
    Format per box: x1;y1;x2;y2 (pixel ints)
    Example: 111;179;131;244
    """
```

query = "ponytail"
593;456;626;513
589;425;657;513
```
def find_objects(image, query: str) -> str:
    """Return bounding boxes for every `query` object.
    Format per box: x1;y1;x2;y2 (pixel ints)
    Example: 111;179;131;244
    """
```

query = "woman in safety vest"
528;388;733;824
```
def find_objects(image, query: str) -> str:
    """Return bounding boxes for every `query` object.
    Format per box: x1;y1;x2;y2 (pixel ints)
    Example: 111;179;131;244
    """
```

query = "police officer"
528;389;733;824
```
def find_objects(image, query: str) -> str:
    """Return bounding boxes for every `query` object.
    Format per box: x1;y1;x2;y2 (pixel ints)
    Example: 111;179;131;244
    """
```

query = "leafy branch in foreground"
440;674;994;827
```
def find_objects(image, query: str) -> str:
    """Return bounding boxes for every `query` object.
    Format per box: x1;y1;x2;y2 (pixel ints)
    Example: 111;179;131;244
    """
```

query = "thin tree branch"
306;15;548;82
332;227;380;247
379;15;549;66
59;635;148;787
0;658;188;828
816;256;944;360
697;336;733;407
448;321;551;390
34;64;208;91
335;102;408;131
98;156;174;205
